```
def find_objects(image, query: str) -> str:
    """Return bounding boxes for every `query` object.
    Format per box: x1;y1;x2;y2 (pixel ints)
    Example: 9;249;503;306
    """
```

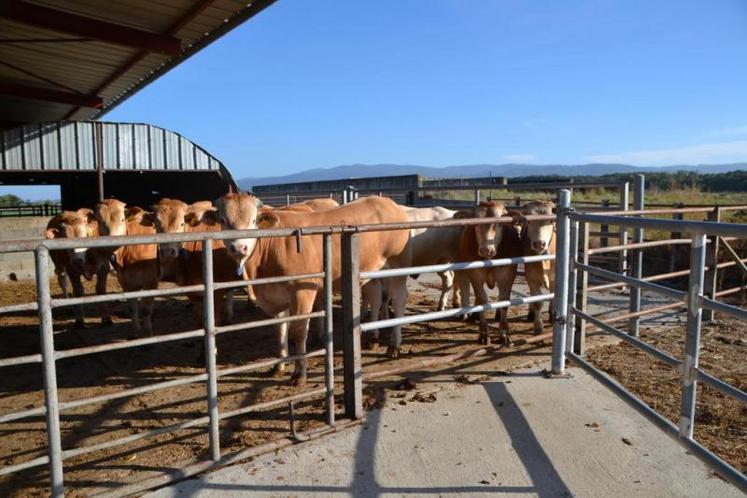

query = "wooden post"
341;232;362;419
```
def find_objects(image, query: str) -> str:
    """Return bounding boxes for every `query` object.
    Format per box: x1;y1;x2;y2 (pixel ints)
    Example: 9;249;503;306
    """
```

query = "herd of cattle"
44;193;557;385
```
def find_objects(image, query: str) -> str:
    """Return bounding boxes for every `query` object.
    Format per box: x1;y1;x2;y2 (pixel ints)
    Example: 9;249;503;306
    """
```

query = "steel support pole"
574;222;590;355
703;207;721;322
618;182;629;274
201;242;220;461
36;247;64;497
95;122;105;202
680;233;706;440
551;189;571;375
474;189;481;205
323;234;335;426
341;233;362;419
629;174;645;336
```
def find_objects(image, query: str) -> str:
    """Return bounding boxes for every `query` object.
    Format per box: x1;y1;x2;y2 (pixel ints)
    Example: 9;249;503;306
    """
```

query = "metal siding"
164;130;180;170
40;123;60;170
4;128;24;170
58;123;77;170
180;137;194;170
22;125;42;169
76;122;96;170
118;124;134;169
134;124;150;169
150;127;164;170
102;123;118;169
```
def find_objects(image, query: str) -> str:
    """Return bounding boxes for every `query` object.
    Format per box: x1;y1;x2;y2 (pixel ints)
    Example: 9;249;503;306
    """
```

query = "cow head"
45;210;93;272
521;200;555;255
456;201;509;259
214;192;262;272
151;198;189;262
93;199;128;237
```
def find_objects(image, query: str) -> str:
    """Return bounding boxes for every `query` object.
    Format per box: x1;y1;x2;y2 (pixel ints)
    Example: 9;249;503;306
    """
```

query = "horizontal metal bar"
600;301;684;324
215;311;325;335
715;285;747;298
698;295;747;322
360;293;553;332
588;231;621;238
0;455;50;477
0;405;46;424
216;349;326;378
587;239;693;255
55;328;205;360
213;272;325;291
0;301;38;314
219;387;327;421
0;352;42;368
361;254;554;279
60;373;209;411
572;308;681;368
575;262;687;302
587;268;693;293
695;368;747;405
51;284;205;308
679;433;747;493
571;213;747;238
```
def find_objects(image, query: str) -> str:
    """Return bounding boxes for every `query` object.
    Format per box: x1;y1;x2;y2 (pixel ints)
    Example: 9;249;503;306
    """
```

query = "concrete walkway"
148;365;740;498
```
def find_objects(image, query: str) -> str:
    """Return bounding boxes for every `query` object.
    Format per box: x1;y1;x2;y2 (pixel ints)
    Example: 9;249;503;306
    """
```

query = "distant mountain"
238;163;747;190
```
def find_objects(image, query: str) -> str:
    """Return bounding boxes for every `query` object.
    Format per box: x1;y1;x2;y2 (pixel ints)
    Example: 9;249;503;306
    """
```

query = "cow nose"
159;247;178;260
533;241;547;252
479;247;496;258
230;242;247;255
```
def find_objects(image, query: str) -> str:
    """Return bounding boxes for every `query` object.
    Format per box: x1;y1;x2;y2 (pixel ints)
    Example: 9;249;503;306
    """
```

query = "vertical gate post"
201;241;220;462
670;204;684;272
474;189;481;205
551;189;571;375
703;207;721;322
36;246;64;497
629;174;645;336
600;199;610;247
680;232;706;440
323;234;335;426
565;220;579;355
574;222;590;355
341;232;363;419
618;181;629;274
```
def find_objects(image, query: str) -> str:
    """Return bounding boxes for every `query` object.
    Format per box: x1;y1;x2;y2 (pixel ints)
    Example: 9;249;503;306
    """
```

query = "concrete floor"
148;365;740;498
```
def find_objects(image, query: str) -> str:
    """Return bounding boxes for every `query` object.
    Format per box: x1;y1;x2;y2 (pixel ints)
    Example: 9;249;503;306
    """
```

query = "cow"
520;200;557;334
214;193;411;384
46;209;102;328
150;198;237;325
453;201;522;346
86;199;159;334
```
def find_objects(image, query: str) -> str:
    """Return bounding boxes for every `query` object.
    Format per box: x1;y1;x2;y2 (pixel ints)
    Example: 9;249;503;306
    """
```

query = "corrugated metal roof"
0;0;277;127
0;121;224;172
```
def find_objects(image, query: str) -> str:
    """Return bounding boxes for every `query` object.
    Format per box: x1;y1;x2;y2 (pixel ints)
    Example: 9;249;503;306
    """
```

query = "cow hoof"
362;339;379;350
478;335;490;346
386;346;400;359
101;317;113;327
526;311;535;322
291;373;307;386
270;363;286;377
247;300;258;311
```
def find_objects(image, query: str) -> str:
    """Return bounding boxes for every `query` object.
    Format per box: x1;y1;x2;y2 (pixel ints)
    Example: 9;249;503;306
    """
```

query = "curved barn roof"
0;0;277;128
1;121;226;172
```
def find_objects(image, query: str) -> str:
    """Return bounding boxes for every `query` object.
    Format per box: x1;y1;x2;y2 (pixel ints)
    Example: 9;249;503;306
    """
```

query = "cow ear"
257;212;279;229
453;211;472;219
77;208;95;224
45;227;58;239
185;212;201;227
201;209;220;226
140;212;154;226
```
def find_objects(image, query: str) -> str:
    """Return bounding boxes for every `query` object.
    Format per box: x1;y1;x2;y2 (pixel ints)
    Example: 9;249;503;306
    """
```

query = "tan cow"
520;200;556;334
215;193;411;384
87;199;159;334
46;209;101;328
453;201;522;345
151;198;237;325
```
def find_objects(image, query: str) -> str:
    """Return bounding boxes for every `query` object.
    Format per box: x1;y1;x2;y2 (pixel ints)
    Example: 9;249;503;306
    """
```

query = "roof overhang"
0;0;277;128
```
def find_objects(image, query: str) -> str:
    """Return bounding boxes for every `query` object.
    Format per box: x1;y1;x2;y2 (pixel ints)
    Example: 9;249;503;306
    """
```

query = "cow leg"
526;277;545;335
455;271;472;319
495;267;517;345
142;297;154;336
470;274;490;345
288;288;318;386
129;298;142;334
437;270;454;311
69;272;85;329
386;276;408;358
246;284;258;310
307;294;324;349
95;266;113;326
219;290;234;325
271;309;290;376
57;272;69;299
362;280;383;349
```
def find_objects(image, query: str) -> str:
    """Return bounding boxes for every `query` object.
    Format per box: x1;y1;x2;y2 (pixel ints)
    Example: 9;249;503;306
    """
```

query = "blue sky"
7;0;747;200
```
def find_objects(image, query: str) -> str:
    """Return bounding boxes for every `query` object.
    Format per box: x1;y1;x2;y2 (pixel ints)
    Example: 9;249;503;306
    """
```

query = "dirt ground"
586;316;747;475
0;268;744;496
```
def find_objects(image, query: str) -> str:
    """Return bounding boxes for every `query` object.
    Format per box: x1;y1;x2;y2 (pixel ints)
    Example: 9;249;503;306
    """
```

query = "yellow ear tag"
86;227;95;237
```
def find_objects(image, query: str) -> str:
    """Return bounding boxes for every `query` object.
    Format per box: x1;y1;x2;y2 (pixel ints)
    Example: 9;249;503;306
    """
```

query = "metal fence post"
574;222;590;355
341;232;362;419
618;181;629;274
201;241;220;462
551;189;571;375
680;232;706;440
474;189;481;205
36;247;65;497
703;207;721;322
285;194;291;206
566;220;579;356
600;199;610;247
323;234;335;426
629;174;645;336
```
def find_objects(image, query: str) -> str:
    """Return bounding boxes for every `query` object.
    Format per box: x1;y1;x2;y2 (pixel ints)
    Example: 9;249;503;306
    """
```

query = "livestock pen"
0;181;745;496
